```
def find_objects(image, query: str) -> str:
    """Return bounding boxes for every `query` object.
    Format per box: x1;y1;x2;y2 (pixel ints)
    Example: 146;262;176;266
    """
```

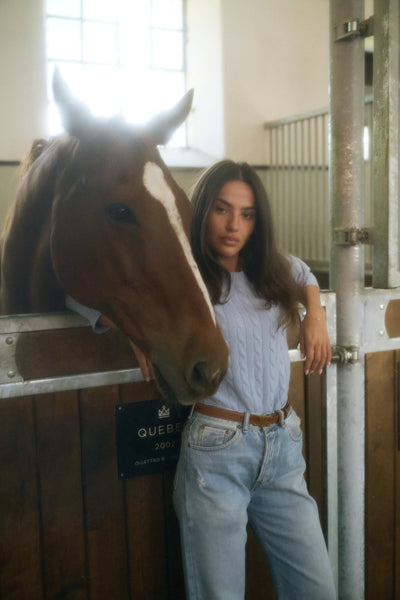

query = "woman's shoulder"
283;254;318;287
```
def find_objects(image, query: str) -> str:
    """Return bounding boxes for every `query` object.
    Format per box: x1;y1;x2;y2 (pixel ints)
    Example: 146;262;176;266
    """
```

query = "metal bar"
322;114;330;264
300;119;307;259
0;368;144;399
290;122;296;254
0;311;88;334
264;95;373;131
264;106;329;128
330;1;366;598
308;118;315;260
294;121;300;255
372;0;400;287
295;291;338;583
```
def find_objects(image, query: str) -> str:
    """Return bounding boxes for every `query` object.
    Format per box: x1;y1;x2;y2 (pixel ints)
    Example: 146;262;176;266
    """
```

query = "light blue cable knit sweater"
203;256;318;414
65;256;317;414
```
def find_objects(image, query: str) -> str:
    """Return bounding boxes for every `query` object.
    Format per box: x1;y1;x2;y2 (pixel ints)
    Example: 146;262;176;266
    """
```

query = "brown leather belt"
194;401;291;428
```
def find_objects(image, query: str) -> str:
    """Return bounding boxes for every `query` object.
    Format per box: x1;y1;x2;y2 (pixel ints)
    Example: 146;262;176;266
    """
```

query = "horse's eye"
106;203;137;224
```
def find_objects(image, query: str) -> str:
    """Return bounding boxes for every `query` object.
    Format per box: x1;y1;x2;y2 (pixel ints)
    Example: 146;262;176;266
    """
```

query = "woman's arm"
298;285;332;375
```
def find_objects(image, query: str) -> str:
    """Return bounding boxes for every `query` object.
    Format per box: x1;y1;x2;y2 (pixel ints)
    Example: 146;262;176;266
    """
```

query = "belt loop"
277;409;285;426
243;412;250;434
189;404;196;418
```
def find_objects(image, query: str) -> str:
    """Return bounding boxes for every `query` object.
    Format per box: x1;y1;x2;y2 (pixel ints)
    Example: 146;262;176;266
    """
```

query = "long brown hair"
190;160;303;326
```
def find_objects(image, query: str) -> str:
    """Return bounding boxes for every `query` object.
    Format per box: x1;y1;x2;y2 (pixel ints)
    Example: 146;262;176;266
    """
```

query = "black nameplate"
115;399;190;479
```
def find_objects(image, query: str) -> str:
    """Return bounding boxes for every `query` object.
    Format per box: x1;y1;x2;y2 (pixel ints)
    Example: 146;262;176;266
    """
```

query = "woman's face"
205;180;256;272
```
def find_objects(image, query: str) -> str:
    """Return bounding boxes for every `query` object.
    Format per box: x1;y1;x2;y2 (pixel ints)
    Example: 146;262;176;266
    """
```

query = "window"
46;0;186;146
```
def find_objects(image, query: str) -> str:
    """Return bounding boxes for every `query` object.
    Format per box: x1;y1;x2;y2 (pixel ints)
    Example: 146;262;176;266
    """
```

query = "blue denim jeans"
173;408;336;600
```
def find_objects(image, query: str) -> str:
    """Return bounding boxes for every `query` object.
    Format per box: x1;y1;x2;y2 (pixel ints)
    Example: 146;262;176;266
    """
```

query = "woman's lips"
220;236;239;246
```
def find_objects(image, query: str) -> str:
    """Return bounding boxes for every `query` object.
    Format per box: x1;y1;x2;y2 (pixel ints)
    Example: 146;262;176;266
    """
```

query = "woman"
171;160;335;599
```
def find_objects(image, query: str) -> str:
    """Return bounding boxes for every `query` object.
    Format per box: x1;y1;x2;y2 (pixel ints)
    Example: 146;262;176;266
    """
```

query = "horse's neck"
0;143;68;314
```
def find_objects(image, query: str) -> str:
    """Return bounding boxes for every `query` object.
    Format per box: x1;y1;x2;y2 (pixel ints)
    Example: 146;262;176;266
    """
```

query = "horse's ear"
145;89;194;145
52;67;93;138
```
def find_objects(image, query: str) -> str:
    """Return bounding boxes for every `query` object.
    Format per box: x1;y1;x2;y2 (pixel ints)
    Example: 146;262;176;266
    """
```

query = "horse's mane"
0;139;52;243
0;135;74;313
19;138;53;180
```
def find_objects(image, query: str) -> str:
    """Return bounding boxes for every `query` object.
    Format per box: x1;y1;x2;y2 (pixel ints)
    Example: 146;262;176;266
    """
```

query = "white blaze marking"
143;161;216;325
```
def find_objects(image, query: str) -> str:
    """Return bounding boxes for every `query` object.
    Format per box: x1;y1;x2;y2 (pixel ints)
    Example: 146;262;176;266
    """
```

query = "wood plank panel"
120;382;170;600
289;362;307;431
126;474;168;599
365;351;396;599
163;470;185;600
16;329;135;380
305;371;325;531
79;385;130;599
0;396;43;600
34;390;87;600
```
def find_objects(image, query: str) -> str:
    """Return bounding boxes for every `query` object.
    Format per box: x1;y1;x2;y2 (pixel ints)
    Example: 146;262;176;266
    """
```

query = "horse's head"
49;70;229;405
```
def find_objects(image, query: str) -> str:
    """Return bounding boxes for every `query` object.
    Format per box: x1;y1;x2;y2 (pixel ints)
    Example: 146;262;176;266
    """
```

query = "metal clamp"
335;17;374;42
331;345;359;365
333;227;371;246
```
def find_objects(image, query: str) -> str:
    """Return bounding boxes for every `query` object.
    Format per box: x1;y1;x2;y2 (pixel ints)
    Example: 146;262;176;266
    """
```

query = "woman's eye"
106;203;137;224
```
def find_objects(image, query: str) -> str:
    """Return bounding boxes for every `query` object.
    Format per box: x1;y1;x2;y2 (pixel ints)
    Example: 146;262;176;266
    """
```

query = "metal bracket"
0;333;22;384
331;345;359;365
335;16;374;42
333;227;371;246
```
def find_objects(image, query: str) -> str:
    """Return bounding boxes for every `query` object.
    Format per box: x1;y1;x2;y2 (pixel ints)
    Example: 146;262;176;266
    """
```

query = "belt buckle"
252;413;274;427
251;414;264;427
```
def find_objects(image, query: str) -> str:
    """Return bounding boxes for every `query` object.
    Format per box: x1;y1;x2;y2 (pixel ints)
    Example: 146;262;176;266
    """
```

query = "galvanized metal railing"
264;98;373;275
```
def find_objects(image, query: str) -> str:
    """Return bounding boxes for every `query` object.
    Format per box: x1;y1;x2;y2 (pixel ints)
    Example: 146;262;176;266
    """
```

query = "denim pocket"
284;409;303;442
188;417;241;451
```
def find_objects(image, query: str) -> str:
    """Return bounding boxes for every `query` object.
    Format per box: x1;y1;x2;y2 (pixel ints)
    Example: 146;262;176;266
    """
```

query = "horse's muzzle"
152;359;228;406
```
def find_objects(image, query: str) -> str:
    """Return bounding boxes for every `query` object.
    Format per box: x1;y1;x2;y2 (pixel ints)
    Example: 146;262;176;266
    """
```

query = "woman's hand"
299;306;331;375
298;285;331;375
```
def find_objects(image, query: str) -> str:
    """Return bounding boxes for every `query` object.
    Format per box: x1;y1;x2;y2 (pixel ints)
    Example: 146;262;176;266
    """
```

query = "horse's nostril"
190;361;225;395
191;361;208;392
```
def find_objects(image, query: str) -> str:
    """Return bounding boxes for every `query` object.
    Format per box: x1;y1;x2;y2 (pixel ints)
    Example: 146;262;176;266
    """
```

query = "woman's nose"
227;213;239;230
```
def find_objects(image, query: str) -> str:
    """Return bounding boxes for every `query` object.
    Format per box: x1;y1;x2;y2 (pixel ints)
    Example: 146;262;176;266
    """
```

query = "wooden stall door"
0;325;327;600
365;350;400;600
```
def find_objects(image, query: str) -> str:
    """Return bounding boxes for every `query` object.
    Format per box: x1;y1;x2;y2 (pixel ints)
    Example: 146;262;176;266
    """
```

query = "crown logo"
158;405;170;419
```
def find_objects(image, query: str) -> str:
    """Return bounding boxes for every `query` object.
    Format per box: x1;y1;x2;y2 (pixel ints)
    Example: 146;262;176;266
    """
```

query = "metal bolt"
379;303;385;310
379;330;385;336
5;337;13;345
7;370;16;378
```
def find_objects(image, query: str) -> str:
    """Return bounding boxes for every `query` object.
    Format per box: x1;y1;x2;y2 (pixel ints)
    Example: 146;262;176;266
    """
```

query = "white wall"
0;0;337;164
221;0;329;163
0;0;48;161
186;0;225;160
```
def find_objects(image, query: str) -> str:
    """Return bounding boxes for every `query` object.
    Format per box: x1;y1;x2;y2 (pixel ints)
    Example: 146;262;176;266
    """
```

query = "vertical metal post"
329;1;366;598
372;0;400;288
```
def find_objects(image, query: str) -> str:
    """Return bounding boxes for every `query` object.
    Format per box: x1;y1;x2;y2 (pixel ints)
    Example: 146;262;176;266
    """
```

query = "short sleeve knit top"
201;256;318;414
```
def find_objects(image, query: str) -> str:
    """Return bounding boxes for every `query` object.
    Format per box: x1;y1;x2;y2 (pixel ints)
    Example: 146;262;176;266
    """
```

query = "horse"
0;69;229;405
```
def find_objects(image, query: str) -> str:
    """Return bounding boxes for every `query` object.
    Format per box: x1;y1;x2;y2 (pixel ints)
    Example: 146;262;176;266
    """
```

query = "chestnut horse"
0;70;228;404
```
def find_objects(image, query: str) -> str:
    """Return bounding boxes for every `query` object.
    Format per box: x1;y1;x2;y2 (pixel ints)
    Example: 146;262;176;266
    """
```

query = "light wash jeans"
173;408;336;600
